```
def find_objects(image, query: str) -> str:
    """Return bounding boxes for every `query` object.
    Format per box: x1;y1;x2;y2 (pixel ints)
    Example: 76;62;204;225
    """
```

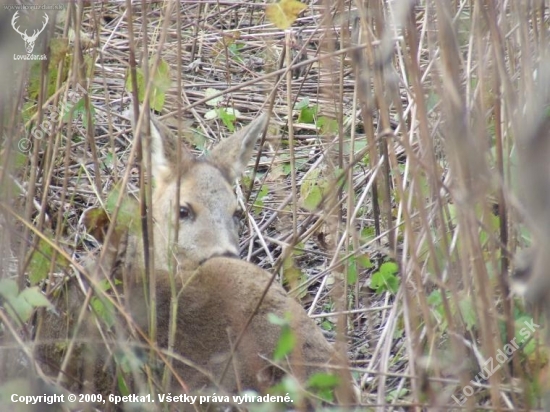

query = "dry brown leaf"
265;0;307;30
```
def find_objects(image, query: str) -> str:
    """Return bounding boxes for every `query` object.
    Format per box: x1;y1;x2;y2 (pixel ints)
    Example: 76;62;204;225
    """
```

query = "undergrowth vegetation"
1;0;550;411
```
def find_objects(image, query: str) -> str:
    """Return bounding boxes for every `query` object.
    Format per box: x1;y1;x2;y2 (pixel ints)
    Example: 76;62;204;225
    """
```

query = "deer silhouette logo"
12;12;49;54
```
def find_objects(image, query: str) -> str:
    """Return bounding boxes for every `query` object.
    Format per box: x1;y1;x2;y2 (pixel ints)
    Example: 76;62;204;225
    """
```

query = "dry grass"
1;0;550;411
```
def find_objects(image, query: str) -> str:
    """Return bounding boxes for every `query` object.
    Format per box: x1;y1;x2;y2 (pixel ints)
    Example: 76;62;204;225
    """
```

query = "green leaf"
205;88;223;107
346;256;358;284
302;185;322;211
154;59;172;91
297;103;317;124
387;388;409;402
125;58;172;112
427;289;442;306
272;325;296;361
316;116;338;134
281;155;308;176
514;315;540;355
8;297;33;323
90;296;115;328
125;67;146;102
28;239;55;285
321;319;333;331
117;374;130;396
370;262;399;294
204;107;240;131
217;108;238;132
357;253;373;269
19;287;52;309
0;279;18;299
346;252;373;284
306;372;340;402
294;97;309;110
204;109;218;120
150;59;171;111
307;372;340;388
90;279;116;328
105;186;140;234
0;281;37;324
65;97;84;120
267;312;297;361
360;226;376;242
300;169;324;211
380;261;398;276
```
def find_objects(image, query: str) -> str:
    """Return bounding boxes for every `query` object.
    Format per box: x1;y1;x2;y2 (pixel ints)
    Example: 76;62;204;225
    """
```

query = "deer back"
130;256;345;393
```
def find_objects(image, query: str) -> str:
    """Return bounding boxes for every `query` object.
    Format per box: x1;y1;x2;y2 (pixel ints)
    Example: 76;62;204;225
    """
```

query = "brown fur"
34;112;355;410
36;255;353;410
132;257;347;393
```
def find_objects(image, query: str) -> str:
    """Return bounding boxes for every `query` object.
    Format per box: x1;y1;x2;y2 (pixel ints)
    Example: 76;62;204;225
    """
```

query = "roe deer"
141;111;268;271
35;112;356;410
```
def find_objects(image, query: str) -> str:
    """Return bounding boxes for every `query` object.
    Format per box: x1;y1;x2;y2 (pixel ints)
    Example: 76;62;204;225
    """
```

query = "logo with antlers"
12;12;49;54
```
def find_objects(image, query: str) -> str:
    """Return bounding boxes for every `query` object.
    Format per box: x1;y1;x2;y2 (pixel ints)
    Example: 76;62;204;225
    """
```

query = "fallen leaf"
266;0;307;30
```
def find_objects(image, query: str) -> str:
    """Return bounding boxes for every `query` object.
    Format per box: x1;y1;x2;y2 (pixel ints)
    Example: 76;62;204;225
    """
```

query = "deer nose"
199;251;238;266
219;250;239;259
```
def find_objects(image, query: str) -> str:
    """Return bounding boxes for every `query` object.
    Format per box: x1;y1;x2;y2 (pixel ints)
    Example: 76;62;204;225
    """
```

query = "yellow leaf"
266;0;307;30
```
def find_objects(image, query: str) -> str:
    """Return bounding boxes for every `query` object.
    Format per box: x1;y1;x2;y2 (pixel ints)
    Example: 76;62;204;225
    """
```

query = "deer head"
134;112;268;271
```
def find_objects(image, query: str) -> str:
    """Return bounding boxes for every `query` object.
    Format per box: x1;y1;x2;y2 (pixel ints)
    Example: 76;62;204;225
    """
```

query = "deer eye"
179;205;194;220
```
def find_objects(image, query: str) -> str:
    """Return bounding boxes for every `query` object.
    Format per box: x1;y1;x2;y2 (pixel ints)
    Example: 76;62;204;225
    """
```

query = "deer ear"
209;113;268;182
126;107;194;182
148;116;192;180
